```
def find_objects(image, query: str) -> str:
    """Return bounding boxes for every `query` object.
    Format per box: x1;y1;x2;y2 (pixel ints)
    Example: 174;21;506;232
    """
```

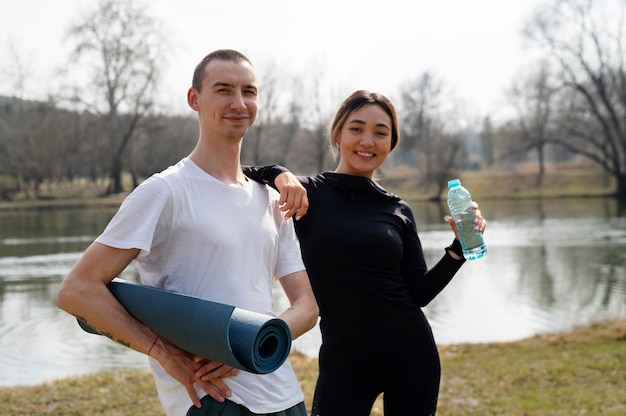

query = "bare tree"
0;42;30;198
272;69;335;174
269;93;303;168
0;44;85;198
399;72;462;199
505;60;558;188
398;72;442;164
128;114;197;182
280;100;303;167
479;116;495;168
65;0;165;194
305;75;334;173
525;0;626;198
245;61;282;165
0;40;33;98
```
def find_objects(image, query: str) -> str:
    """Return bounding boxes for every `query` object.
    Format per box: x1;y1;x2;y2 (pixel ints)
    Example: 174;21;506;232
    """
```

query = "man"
56;49;318;416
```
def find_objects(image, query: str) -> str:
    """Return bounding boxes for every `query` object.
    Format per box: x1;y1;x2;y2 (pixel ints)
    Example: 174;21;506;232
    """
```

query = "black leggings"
310;340;440;416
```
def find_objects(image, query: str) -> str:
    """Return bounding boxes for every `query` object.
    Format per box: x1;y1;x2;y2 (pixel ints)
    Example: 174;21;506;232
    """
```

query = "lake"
1;197;625;386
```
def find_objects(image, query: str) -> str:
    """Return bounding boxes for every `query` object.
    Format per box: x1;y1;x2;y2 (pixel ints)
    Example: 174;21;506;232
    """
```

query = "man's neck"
188;136;247;186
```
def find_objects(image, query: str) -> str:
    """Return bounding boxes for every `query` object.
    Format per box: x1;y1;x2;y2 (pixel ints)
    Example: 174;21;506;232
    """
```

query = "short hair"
329;90;400;155
191;49;254;92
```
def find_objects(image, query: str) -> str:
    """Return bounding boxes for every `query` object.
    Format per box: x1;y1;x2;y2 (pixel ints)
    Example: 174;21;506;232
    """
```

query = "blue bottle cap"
448;179;460;188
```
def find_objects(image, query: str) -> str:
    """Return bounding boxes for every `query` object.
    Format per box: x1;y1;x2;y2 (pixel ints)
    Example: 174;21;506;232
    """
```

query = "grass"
379;164;615;200
1;319;625;415
436;319;626;415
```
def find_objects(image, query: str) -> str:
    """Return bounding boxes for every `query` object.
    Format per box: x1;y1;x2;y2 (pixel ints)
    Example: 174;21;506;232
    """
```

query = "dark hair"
191;49;254;92
329;90;400;155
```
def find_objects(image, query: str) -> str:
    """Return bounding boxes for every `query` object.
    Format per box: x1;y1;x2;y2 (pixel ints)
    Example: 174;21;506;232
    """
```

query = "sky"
0;0;548;121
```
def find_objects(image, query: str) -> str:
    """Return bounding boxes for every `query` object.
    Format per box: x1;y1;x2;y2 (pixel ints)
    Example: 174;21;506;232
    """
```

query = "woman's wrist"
445;239;464;260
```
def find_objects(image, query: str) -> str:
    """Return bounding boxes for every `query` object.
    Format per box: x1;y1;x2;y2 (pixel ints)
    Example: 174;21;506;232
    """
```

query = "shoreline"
0;190;617;214
0;195;128;212
0;166;619;212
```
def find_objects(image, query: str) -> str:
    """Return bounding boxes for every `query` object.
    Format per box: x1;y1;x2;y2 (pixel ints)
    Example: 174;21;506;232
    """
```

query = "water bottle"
447;179;487;260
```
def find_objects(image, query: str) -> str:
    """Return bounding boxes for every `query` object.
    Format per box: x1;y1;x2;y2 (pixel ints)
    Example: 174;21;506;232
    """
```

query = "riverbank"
0;166;617;212
1;318;624;415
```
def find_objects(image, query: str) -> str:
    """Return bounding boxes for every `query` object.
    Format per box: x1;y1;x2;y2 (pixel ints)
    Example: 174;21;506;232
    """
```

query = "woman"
244;90;486;416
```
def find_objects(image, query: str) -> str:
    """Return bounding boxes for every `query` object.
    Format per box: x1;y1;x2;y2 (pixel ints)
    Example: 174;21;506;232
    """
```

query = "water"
1;198;625;386
452;210;487;260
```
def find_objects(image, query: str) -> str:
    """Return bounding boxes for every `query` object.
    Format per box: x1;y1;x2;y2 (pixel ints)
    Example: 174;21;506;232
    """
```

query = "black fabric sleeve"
242;165;290;188
410;247;466;307
445;238;464;258
402;202;467;307
414;239;465;307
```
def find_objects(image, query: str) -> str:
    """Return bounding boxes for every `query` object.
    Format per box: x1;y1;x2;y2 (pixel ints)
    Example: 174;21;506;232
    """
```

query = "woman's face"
334;104;393;178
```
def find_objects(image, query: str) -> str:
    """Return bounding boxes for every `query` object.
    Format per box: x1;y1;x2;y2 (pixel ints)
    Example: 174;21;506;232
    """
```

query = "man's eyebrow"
211;81;232;88
211;81;257;92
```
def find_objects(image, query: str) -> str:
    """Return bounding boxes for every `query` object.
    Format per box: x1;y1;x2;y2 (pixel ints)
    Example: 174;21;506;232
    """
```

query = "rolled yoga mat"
77;278;292;374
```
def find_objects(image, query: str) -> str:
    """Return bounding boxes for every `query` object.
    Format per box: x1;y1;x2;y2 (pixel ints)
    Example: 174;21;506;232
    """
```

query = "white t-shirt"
96;157;306;416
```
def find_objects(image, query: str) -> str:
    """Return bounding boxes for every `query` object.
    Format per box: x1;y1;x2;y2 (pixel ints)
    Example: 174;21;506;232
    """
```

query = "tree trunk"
108;158;123;195
536;145;545;189
616;172;626;201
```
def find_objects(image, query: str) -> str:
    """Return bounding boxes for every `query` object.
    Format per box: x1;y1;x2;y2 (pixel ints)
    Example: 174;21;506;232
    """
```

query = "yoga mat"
77;278;292;374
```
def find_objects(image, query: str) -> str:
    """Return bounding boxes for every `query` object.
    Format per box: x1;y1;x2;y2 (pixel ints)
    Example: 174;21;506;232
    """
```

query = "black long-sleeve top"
244;166;465;346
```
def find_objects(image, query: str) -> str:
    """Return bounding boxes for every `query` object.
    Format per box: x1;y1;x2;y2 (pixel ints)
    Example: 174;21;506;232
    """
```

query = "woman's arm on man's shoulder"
243;165;308;220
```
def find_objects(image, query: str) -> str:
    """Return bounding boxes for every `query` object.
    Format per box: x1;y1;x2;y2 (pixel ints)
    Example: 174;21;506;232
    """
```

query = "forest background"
1;0;625;202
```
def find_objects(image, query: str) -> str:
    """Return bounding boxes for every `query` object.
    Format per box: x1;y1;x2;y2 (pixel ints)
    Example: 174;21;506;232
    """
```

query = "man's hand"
194;356;239;385
275;172;308;220
152;337;237;408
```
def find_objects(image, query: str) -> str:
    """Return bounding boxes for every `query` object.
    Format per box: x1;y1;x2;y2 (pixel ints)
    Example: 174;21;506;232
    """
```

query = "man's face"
190;59;258;140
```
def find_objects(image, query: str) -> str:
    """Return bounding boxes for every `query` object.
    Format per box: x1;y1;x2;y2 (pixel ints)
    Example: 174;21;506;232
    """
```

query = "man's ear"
187;88;199;110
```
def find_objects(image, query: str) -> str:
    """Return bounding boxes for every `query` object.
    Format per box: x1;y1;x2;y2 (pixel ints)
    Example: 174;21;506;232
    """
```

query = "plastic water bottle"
447;179;487;260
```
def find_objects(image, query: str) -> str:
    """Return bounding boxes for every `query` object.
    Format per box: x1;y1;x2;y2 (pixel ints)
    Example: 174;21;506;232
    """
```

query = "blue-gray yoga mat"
77;278;291;374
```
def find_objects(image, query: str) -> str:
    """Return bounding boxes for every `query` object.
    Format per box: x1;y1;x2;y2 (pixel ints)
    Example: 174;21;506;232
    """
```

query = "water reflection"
0;199;625;386
420;199;626;345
